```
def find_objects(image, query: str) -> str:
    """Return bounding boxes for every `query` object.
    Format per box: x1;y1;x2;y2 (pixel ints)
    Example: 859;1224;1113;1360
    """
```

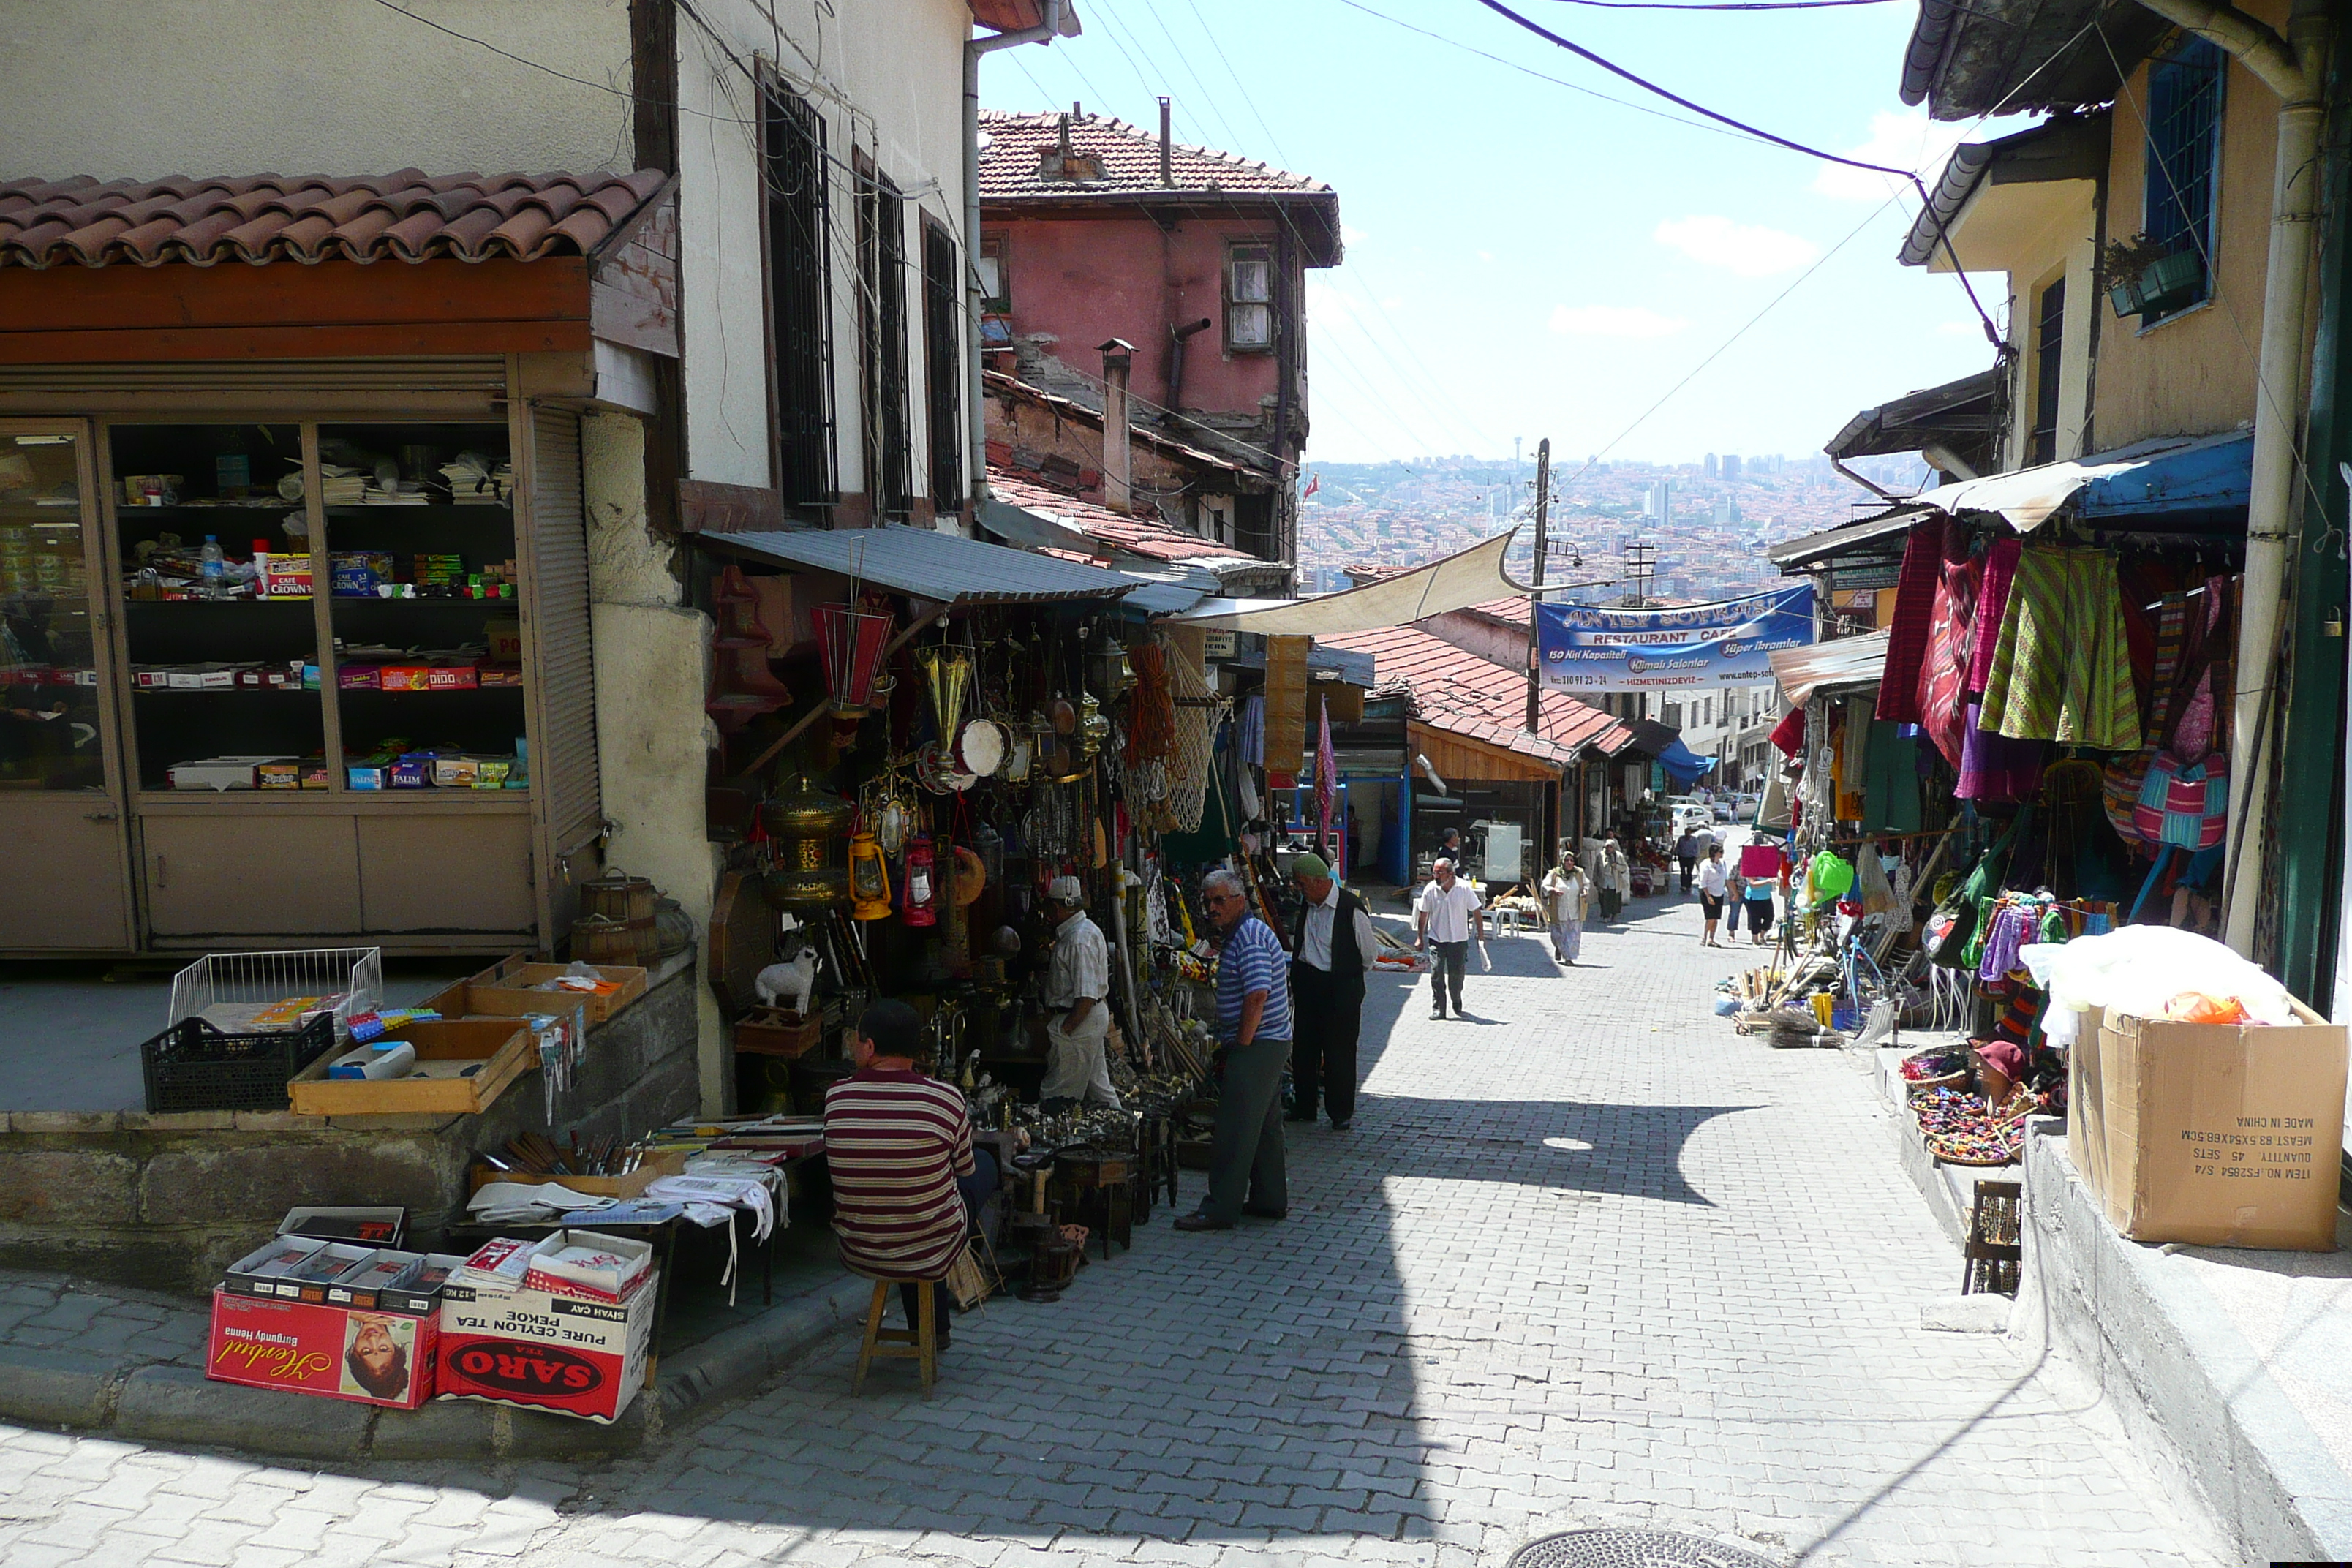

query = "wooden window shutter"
521;404;603;908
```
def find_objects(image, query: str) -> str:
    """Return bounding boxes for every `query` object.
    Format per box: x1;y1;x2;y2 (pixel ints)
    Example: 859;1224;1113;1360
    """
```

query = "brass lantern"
758;773;853;911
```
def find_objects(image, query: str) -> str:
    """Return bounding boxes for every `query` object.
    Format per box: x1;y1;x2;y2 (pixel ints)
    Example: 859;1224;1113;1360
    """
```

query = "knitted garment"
1978;546;2143;751
1875;521;1942;725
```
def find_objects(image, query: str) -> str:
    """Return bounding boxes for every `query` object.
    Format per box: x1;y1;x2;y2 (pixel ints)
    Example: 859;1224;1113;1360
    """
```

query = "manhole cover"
1507;1529;1779;1568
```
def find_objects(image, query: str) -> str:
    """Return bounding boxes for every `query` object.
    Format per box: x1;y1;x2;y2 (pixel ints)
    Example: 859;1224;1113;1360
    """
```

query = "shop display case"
0;396;601;956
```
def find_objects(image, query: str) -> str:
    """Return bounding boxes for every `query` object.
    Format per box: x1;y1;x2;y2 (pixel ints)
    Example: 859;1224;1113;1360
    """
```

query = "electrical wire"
1464;0;2003;347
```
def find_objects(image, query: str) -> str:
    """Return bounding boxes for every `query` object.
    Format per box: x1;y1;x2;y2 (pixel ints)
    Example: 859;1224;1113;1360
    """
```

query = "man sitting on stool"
1038;875;1121;1110
824;1000;996;1351
1286;852;1376;1131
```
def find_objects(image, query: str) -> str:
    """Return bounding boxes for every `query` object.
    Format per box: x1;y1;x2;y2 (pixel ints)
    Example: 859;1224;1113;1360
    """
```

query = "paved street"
0;889;2222;1568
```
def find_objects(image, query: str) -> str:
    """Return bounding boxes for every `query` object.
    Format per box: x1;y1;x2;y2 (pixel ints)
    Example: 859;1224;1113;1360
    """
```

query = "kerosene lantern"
901;833;940;928
848;829;893;921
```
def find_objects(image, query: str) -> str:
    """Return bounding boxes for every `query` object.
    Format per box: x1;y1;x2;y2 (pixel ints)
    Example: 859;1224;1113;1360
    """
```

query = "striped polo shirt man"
823;1067;976;1281
1215;910;1293;1044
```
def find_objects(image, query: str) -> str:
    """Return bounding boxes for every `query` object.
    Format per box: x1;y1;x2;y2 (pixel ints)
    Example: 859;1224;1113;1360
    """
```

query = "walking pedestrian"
1286;852;1375;1131
1176;869;1292;1232
1697;842;1729;946
1594;836;1629;922
1539;851;1592;965
1745;874;1778;946
1674;828;1701;893
1415;857;1485;1019
1037;875;1120;1109
1723;863;1746;939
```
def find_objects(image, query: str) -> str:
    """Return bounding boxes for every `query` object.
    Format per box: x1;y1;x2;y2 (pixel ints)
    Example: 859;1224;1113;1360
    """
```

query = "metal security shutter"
519;404;602;944
0;358;508;414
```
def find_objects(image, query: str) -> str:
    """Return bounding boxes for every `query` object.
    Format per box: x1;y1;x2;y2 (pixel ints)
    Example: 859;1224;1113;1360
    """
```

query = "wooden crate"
288;1019;534;1116
467;1147;687;1201
425;954;649;1025
734;1007;823;1058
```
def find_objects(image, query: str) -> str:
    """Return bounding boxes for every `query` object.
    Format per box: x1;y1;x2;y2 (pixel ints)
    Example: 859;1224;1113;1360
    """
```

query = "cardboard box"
435;1270;658;1424
287;1018;533;1116
167;756;288;791
521;1229;655;1303
280;1206;406;1248
208;1289;437;1409
426;956;647;1026
2091;1003;2348;1249
2067;1006;2110;1203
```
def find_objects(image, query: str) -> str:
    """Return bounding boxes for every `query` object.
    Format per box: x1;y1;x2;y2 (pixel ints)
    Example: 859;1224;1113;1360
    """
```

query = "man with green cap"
1286;851;1377;1130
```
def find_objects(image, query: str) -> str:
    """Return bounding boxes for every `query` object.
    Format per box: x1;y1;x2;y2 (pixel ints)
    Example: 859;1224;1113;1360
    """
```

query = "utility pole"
1524;437;1550;734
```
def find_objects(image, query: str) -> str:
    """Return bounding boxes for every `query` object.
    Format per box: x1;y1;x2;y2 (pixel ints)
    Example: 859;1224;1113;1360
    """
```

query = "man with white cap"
1039;875;1121;1109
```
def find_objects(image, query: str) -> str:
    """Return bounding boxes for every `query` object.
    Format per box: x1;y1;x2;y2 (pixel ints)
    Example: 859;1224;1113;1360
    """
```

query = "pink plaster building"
976;107;1341;570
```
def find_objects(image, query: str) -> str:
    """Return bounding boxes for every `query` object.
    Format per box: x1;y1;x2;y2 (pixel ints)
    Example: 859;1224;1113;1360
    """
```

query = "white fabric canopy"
1172;527;1521;633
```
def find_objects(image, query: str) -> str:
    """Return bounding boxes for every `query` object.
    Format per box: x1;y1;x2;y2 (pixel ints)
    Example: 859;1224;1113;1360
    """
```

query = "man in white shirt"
1039;875;1121;1108
1414;858;1485;1020
1286;852;1377;1130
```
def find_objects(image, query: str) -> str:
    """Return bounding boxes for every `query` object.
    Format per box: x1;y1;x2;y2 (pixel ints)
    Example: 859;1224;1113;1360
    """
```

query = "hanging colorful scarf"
1918;519;1981;767
1966;535;2023;696
1978;546;2143;752
1875;521;1942;725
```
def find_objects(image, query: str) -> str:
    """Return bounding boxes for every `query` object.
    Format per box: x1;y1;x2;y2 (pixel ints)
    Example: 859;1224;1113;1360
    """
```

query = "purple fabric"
1967;536;2024;695
1977;904;2032;982
1955;701;2046;802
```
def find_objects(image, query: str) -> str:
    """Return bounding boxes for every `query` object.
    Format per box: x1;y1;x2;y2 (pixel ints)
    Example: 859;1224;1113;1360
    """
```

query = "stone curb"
0;1277;876;1461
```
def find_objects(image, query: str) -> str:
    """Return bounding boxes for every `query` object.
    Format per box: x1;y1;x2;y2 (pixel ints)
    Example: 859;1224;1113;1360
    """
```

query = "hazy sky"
982;0;2022;473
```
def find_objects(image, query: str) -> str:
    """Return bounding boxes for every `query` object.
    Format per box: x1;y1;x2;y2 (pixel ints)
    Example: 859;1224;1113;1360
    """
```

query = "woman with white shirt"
1538;851;1593;967
1695;842;1730;947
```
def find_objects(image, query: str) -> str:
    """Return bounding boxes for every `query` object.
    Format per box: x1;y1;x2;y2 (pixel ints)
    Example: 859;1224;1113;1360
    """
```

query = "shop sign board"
435;1273;657;1424
206;1289;438;1409
1537;586;1813;694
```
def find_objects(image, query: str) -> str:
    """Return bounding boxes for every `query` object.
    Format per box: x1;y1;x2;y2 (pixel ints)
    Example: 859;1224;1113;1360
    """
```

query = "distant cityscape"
1298;451;1928;602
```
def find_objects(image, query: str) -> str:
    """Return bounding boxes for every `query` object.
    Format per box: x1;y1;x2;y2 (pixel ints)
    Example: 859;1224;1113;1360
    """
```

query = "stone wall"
0;950;701;1294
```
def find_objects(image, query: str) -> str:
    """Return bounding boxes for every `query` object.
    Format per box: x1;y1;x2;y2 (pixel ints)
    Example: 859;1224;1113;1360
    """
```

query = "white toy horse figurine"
755;948;821;1017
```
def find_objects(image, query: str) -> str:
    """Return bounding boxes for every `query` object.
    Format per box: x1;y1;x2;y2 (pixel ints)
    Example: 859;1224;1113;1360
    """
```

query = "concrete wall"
2091;3;2289;449
990;210;1288;421
0;0;633;178
0;954;701;1294
582;412;726;1115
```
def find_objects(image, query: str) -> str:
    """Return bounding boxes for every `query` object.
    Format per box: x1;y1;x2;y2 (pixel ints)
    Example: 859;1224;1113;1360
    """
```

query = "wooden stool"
851;1278;939;1393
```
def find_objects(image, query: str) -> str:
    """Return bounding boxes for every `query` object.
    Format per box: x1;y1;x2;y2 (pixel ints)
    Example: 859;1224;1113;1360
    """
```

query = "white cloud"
1936;319;1981;337
1654;215;1821;278
1342;224;1369;244
1548;304;1688;339
1380;296;1403;309
1812;109;1972;201
1477;249;1494;263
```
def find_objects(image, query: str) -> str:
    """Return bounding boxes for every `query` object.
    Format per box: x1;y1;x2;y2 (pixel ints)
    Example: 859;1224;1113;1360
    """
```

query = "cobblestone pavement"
0;890;2224;1568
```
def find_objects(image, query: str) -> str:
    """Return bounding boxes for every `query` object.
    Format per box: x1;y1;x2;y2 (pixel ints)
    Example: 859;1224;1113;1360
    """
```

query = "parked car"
1711;797;1733;822
1670;804;1714;838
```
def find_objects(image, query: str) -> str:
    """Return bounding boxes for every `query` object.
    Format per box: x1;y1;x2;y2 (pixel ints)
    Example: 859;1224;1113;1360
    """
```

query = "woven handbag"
2133;753;2228;851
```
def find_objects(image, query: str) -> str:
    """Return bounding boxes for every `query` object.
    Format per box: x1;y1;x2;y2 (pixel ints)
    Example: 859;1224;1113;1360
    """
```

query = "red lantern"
815;603;894;715
901;834;939;928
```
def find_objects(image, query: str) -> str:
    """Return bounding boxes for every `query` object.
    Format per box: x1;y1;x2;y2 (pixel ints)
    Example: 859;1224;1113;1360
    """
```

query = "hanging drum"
956;717;1008;779
758;773;853;911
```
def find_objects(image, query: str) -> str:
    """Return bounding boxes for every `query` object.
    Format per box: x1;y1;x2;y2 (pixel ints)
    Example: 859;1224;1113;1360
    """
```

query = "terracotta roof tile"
1316;623;1631;766
988;466;1261;568
0;170;668;269
979;111;1328;200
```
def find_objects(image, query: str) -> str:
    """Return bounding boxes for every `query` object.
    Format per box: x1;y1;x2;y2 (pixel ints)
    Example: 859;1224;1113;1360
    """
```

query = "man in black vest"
1286;852;1377;1131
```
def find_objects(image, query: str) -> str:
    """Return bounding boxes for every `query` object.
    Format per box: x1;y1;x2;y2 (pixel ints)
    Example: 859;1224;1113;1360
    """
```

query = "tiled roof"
0;170;669;269
1317;623;1630;766
979;111;1328;199
987;466;1269;570
984;369;1248;476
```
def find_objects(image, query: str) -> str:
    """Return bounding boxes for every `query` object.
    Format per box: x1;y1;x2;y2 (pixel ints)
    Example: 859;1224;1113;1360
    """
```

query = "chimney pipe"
1098;338;1137;515
1057;111;1072;157
1158;97;1174;187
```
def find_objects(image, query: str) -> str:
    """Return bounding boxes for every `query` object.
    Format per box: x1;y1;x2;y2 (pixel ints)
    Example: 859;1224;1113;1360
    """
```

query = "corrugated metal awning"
1769;507;1934;574
1768;628;1891;706
703;524;1142;606
1917;430;2252;532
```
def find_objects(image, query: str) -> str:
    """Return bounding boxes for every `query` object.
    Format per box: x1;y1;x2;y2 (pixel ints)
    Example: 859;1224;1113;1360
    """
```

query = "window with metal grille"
762;81;837;509
921;218;964;516
2143;38;2223;320
1226;242;1273;353
856;162;911;519
977;236;1009;312
2029;277;2065;465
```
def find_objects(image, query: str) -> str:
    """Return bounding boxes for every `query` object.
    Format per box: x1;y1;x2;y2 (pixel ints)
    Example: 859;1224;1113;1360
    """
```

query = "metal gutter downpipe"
965;1;1067;529
2133;0;2326;957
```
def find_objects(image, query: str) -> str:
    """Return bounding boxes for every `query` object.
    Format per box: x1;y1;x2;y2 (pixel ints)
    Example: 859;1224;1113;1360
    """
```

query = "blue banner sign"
1536;584;1814;694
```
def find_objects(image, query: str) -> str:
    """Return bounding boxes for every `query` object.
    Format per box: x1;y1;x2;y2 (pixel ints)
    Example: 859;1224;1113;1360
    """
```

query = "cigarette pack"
521;1230;654;1303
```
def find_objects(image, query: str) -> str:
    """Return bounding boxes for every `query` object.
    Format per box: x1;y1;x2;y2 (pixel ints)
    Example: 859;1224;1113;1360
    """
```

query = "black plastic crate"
140;1013;338;1114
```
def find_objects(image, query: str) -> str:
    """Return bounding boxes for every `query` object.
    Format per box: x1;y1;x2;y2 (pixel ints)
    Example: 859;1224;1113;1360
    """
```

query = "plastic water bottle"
199;535;225;594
